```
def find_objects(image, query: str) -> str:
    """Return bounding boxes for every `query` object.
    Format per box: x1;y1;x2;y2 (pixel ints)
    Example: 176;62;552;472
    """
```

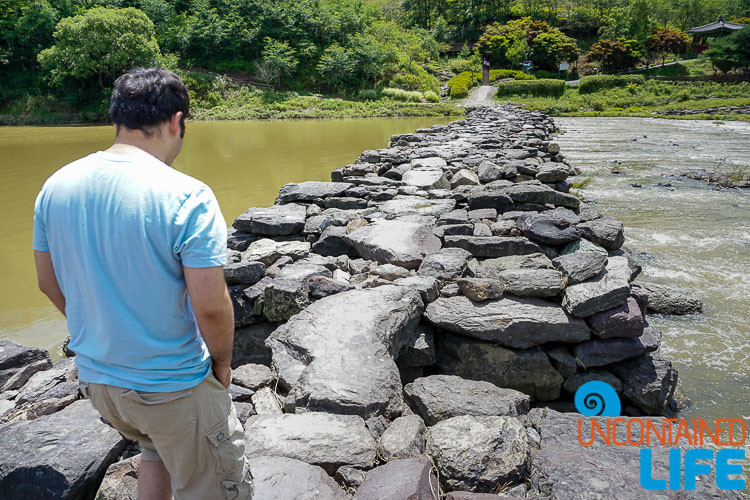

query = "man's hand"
184;266;234;388
213;362;231;388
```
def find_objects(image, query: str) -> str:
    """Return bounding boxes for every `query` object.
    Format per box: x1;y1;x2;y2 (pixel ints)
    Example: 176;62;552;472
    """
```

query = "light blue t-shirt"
33;149;227;392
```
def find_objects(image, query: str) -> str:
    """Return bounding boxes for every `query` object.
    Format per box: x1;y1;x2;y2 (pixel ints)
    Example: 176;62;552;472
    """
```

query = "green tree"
317;32;388;93
704;27;750;73
38;7;161;92
256;37;298;88
586;38;643;72
645;27;688;65
529;30;579;69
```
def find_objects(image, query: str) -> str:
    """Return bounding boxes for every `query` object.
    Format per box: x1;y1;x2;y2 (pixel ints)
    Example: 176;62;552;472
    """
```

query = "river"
1;115;747;425
0;116;452;355
555;117;750;425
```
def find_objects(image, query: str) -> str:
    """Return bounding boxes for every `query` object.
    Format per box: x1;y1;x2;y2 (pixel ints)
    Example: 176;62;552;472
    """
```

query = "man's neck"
108;130;172;165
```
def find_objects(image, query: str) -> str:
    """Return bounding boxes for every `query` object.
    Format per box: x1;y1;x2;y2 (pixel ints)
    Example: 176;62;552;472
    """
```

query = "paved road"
465;85;498;105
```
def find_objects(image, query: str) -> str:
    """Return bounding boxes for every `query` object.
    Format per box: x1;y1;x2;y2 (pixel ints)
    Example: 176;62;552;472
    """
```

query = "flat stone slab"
572;324;661;368
0;400;127;500
497;268;565;298
425;416;530;493
404;375;529;425
438;333;564;401
631;282;703;315
444;236;541;258
244;413;376;474
562;257;631;318
376;196;456;217
267;285;424;418
425;296;590;349
352;457;438;500
502;182;579;208
418;247;472;280
345;219;442;270
248;455;349;499
277;181;353;202
402;169;450;190
233;204;307;236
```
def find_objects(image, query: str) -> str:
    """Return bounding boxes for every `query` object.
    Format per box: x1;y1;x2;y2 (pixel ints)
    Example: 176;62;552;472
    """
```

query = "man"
33;67;253;499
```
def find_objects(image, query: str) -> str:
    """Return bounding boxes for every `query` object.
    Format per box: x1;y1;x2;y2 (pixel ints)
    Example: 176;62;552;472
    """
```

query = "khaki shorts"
81;373;253;499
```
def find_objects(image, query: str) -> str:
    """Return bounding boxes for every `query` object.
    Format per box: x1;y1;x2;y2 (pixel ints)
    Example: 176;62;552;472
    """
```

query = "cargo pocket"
205;418;244;476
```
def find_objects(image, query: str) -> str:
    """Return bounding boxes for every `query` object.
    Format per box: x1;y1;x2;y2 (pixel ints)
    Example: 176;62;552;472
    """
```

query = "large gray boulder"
345;219;442;270
444;236;541;258
562;258;631;318
266;285;424;418
551;251;608;284
244;413;376;474
473;253;551;279
0;400;128;500
516;213;580;246
248;455;349;500
527;409;741;499
0;340;52;392
631;282;702;315
497;268;565;298
277;181;353;202
572;324;661;368
404;375;529;425
418;247;472;280
376;415;426;461
425;416;530;493
576;217;625;250
502;182;579;209
610;353;678;415
425;296;590;349
437;333;564;401
587;297;644;339
233;204;307;236
352;458;438;500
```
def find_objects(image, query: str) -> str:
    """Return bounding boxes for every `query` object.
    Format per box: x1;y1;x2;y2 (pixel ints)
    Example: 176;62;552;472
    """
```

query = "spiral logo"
574;380;621;417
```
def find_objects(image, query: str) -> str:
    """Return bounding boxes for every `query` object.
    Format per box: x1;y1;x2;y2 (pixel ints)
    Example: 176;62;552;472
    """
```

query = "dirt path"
464;85;498;105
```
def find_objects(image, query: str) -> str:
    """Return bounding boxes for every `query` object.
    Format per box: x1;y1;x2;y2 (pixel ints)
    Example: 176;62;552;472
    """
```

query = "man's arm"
184;266;234;387
35;251;66;316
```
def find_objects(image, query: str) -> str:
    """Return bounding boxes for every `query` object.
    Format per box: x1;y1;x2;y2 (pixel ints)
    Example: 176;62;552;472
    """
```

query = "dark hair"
109;67;190;137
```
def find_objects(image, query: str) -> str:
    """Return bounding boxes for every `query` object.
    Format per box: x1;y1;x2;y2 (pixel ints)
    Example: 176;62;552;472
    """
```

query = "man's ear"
169;111;183;137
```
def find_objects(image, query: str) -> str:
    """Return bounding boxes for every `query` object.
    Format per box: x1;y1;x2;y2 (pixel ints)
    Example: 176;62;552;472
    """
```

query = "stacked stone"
1;105;728;499
226;105;677;421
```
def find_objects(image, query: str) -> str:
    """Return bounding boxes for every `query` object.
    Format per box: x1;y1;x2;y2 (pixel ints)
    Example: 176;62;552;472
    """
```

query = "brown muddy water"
0;116;451;355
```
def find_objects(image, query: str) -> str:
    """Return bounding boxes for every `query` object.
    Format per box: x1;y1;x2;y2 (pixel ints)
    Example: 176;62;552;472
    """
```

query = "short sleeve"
33;189;50;252
173;185;227;268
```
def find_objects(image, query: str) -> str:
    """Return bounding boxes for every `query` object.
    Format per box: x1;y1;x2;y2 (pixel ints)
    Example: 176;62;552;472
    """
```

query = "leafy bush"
447;71;480;98
489;69;536;81
578;74;645;94
387;62;439;93
496;79;567;98
423;90;440;102
358;89;378;101
448;58;475;74
382;88;423;102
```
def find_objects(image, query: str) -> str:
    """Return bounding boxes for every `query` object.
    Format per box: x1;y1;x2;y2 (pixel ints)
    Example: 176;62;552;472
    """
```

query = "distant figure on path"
33;67;254;499
482;56;491;85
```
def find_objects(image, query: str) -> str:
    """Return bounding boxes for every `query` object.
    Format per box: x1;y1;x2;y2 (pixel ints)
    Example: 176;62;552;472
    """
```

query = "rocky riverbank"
0;105;739;499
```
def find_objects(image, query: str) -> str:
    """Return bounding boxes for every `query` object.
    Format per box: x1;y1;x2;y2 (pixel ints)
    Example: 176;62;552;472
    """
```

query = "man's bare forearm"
195;290;235;368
